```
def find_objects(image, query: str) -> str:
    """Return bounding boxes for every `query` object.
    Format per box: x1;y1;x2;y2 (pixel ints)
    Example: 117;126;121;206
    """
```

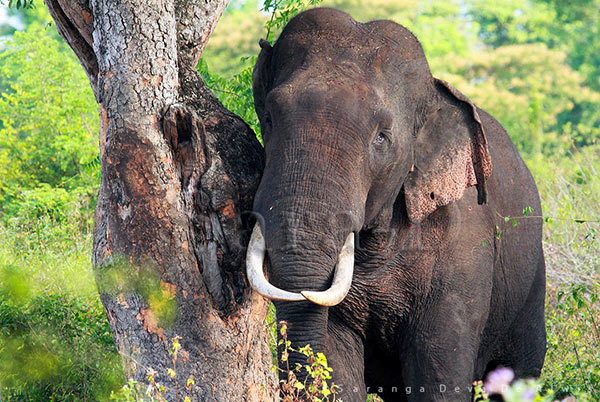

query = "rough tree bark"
44;0;276;400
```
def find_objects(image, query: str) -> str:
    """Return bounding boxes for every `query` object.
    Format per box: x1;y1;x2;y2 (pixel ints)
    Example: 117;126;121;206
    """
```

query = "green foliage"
470;0;600;93
267;301;278;362
434;44;600;154
277;321;339;401
0;295;123;401
464;0;600;154
472;381;488;401
0;266;123;401
544;282;600;400
110;337;196;402
202;0;267;77
198;58;261;140
1;1;56;37
0;219;124;400
0;21;99;224
0;20;114;390
1;0;34;9
468;0;557;48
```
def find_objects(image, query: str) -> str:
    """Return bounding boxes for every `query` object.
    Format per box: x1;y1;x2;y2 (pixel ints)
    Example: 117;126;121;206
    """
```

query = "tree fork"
44;0;276;399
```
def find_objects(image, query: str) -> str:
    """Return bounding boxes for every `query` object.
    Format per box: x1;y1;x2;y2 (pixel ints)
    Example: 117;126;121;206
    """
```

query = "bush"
0;223;123;401
0;21;99;223
0;291;123;401
543;282;599;400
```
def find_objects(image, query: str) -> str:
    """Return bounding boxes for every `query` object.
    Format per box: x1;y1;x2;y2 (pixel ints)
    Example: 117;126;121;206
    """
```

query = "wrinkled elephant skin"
250;8;546;402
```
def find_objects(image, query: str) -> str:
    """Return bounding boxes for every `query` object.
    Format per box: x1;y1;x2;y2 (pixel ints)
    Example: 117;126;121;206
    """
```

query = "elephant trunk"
249;130;365;305
248;123;367;394
274;301;330;386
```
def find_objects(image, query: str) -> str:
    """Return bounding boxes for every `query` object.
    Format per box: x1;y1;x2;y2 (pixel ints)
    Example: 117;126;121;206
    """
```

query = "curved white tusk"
246;223;306;302
301;232;354;307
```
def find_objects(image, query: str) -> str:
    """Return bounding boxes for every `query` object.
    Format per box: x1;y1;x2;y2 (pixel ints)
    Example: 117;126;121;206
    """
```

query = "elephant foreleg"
400;295;491;401
326;319;367;402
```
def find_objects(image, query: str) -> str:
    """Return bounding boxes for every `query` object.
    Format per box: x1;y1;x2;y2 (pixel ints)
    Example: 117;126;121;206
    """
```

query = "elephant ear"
252;39;273;122
404;78;492;223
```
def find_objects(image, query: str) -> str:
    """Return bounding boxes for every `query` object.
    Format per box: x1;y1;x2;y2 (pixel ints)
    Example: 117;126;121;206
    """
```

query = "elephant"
246;8;546;402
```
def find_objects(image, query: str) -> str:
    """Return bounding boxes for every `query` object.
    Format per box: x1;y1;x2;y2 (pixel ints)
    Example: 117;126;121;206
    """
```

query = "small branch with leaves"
277;321;339;402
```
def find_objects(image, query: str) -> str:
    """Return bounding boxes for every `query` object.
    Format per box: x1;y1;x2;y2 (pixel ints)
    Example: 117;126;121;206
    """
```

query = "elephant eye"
373;132;387;145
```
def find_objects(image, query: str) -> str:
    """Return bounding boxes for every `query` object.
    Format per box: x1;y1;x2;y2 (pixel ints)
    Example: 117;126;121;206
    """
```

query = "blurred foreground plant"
277;321;339;402
109;336;196;402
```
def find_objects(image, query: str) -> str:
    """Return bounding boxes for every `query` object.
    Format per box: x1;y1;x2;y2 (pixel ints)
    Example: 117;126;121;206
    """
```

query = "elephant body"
250;8;546;401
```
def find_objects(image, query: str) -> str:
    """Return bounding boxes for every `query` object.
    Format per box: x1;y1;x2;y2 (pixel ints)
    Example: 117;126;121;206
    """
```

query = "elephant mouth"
246;223;355;306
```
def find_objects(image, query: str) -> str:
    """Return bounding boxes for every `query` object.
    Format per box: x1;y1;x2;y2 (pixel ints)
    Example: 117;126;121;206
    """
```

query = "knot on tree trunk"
163;103;263;314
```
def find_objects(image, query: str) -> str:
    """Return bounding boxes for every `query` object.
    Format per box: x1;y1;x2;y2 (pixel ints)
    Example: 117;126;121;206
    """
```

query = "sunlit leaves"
433;43;600;154
0;23;99;222
2;0;35;9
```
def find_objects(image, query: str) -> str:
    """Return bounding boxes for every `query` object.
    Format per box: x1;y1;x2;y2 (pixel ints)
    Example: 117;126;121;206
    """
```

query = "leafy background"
0;0;598;400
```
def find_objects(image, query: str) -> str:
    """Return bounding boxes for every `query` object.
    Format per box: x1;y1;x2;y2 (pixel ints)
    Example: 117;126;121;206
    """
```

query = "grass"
527;145;600;400
0;214;124;401
544;283;599;399
529;146;600;282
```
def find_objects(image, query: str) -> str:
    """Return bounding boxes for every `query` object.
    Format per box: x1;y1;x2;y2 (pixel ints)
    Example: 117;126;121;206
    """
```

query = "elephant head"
247;6;492;383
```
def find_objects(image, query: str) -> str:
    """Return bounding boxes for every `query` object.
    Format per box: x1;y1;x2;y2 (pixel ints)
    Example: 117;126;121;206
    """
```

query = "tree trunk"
44;0;276;400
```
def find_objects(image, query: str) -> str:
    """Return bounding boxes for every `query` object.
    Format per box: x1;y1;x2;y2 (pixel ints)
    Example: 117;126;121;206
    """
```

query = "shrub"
0;224;123;401
0;292;123;401
543;282;599;400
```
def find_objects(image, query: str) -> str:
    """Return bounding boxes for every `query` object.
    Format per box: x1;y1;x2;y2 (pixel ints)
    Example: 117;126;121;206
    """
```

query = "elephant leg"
400;294;491;401
400;335;480;402
489;257;546;378
326;318;367;402
401;346;479;401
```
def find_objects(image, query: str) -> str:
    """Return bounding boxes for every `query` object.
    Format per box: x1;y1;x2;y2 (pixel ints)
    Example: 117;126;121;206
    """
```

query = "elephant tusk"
246;223;306;302
301;232;354;307
246;224;355;306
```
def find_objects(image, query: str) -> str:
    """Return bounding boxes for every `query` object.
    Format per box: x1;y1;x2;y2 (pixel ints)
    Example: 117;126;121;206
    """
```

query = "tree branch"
44;0;98;97
175;0;229;70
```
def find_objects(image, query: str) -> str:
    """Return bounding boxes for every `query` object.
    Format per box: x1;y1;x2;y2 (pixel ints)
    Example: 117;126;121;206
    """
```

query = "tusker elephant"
246;8;546;402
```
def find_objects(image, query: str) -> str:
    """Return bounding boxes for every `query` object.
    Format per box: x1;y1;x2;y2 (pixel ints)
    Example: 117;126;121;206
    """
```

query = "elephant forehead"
286;64;373;95
273;9;427;72
274;31;377;75
267;76;386;131
272;28;430;98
